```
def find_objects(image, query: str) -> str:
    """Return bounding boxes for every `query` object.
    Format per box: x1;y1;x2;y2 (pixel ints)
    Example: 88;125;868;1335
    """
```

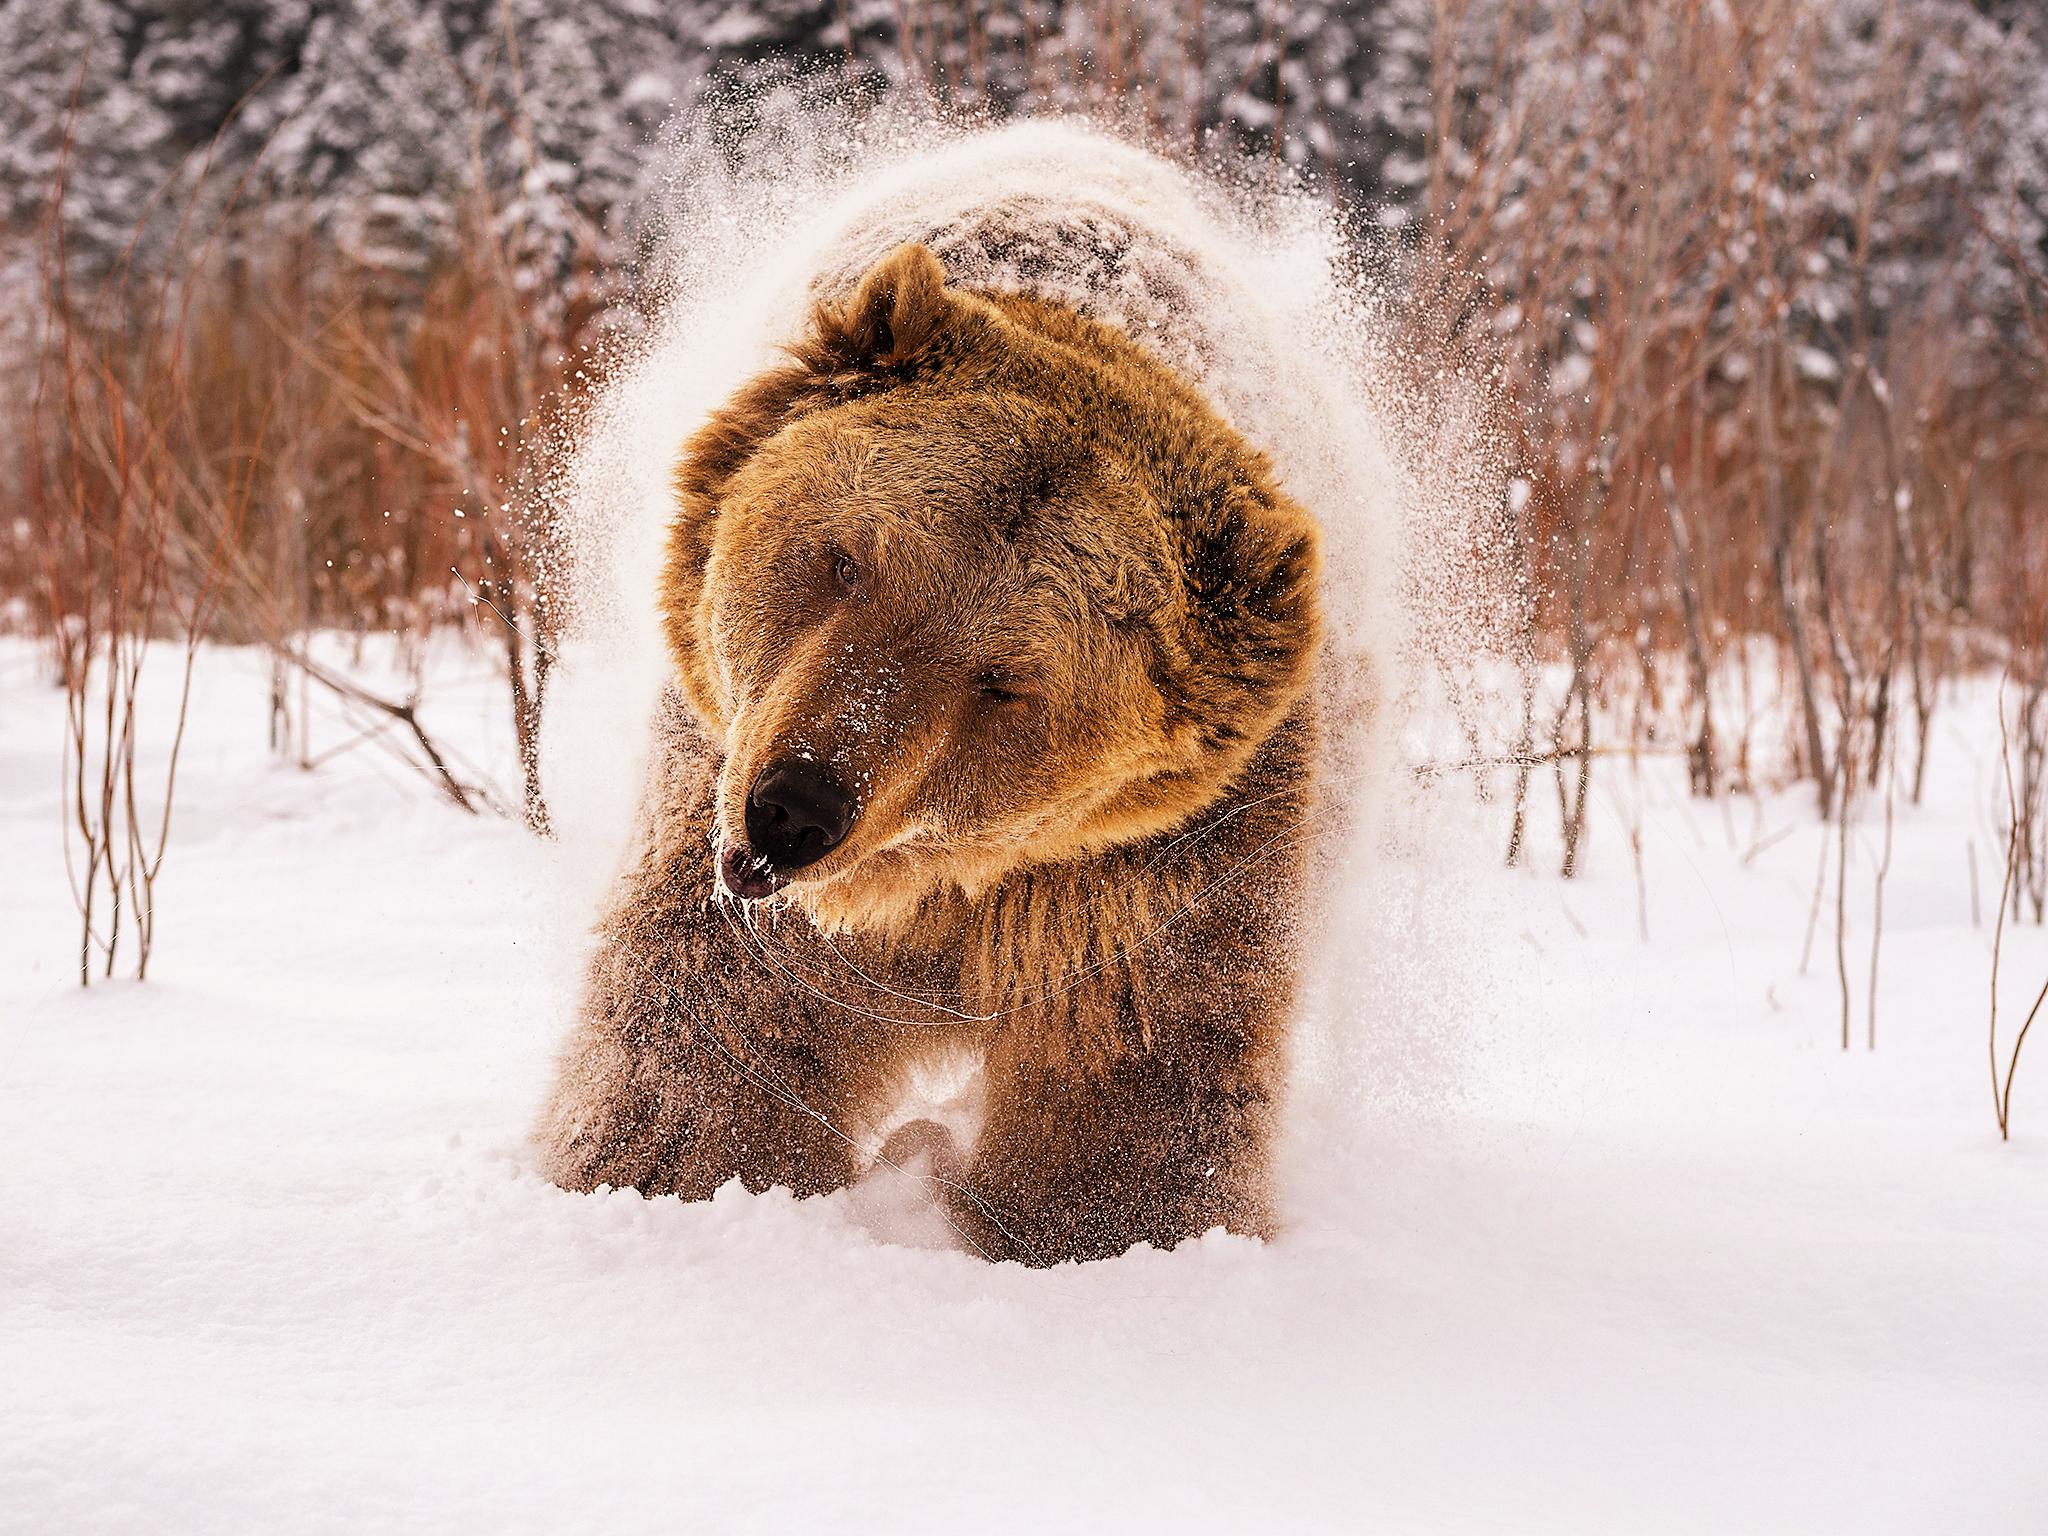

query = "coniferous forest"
5;0;2048;842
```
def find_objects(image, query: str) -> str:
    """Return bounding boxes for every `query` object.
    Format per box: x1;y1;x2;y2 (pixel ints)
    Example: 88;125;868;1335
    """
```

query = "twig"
277;645;481;814
1835;738;1854;1051
1993;678;2040;1141
1867;740;1896;1050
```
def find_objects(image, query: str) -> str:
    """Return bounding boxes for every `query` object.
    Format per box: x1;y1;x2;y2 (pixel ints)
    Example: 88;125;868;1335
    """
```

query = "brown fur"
538;243;1323;1264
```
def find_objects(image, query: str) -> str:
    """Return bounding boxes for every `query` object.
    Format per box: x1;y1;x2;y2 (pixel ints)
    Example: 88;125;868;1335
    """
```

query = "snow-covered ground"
2;634;2043;1535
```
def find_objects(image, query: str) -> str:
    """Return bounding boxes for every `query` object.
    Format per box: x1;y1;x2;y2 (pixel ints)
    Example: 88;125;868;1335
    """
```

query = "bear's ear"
677;245;961;515
673;244;960;509
810;242;959;370
662;243;966;724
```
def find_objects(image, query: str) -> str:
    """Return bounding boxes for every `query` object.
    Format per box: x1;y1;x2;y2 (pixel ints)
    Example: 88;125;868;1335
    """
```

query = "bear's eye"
975;672;1039;707
830;550;863;596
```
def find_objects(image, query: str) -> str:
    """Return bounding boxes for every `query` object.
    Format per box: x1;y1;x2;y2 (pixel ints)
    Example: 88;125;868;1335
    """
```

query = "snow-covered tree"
1207;0;1391;194
121;0;316;162
248;0;475;281
0;0;174;278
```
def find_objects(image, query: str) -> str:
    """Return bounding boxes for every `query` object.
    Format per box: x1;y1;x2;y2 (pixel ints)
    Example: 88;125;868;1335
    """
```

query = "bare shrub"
24;115;251;983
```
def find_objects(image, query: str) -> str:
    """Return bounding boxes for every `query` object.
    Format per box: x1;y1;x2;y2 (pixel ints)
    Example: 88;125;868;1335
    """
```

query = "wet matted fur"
538;242;1323;1265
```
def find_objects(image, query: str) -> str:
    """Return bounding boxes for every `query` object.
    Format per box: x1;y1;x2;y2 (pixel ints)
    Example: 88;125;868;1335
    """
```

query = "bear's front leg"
537;966;862;1202
537;707;877;1203
948;1000;1284;1266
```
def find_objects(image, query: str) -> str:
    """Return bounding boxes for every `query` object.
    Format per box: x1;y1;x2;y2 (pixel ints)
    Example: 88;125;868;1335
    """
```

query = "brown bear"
537;240;1323;1265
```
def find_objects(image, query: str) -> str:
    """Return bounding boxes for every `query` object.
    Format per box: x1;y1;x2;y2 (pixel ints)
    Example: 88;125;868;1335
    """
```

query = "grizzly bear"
537;239;1323;1265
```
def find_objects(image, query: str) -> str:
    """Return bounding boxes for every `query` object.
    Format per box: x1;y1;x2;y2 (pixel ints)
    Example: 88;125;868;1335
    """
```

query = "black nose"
745;760;856;872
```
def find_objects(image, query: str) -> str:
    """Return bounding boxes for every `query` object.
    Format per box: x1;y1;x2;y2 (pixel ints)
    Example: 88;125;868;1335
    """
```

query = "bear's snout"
733;759;857;894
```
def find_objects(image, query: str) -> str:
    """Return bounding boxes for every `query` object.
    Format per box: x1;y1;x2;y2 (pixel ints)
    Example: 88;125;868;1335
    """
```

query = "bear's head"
662;242;1321;933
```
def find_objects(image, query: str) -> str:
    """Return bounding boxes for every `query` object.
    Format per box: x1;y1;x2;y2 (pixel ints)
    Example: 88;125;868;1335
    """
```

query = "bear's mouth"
717;843;786;901
715;831;908;908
